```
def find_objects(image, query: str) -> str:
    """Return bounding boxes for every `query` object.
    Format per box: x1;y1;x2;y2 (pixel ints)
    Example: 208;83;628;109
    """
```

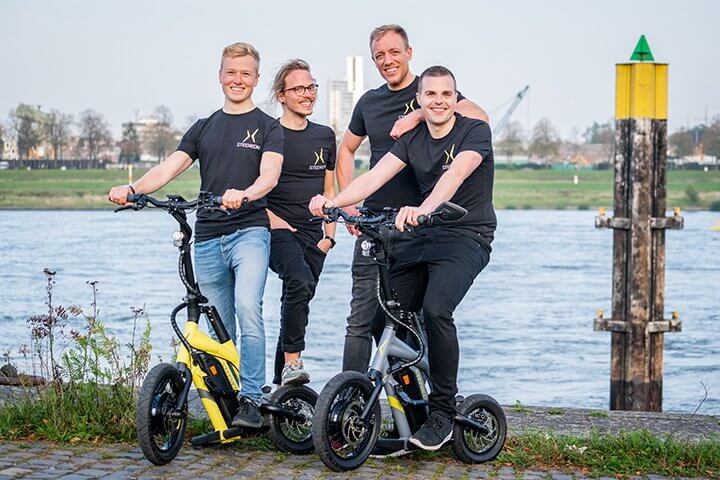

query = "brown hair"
270;59;312;103
418;65;457;92
220;42;260;70
369;24;409;49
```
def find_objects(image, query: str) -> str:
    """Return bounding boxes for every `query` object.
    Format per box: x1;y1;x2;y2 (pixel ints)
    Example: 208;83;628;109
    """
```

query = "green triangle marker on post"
630;35;654;61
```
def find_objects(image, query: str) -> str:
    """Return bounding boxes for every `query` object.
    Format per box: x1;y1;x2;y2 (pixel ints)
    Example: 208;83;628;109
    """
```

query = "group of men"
108;24;496;451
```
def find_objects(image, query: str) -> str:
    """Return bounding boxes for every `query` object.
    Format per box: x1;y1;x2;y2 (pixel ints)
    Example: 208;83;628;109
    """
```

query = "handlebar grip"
417;214;431;226
126;193;141;203
212;195;224;206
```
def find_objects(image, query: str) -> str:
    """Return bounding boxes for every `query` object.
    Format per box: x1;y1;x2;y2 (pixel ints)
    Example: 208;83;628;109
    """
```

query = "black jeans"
389;228;490;417
342;230;417;372
269;229;326;385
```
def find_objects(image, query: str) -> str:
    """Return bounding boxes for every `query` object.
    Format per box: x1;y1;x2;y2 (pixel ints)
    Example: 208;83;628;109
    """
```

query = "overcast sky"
2;0;718;138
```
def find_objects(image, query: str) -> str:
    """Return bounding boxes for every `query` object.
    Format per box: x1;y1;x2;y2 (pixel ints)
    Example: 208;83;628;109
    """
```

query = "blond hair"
270;59;311;103
369;24;409;49
220;42;260;70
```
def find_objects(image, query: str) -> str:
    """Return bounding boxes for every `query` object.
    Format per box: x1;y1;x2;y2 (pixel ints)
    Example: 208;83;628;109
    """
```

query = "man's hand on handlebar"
309;194;335;217
107;185;134;206
395;205;432;232
222;189;248;210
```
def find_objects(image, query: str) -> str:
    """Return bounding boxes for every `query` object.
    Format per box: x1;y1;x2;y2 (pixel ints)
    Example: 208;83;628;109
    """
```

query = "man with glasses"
108;42;283;429
337;24;488;373
266;59;336;386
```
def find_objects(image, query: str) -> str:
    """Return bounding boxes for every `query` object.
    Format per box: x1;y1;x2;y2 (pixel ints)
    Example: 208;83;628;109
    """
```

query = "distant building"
346;56;364;105
2;140;18;160
328;56;364;136
121;114;180;163
328;79;354;134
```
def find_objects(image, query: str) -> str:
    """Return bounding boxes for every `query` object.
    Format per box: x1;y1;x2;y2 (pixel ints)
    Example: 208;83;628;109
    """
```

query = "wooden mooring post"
594;35;683;412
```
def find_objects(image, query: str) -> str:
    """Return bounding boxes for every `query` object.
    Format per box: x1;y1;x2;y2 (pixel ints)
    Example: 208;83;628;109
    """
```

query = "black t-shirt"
177;108;284;243
267;121;336;246
348;76;465;212
390;114;496;247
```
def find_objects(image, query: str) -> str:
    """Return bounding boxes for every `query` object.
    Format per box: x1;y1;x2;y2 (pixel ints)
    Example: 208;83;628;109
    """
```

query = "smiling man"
108;42;283;430
265;59;336;387
310;65;495;451
337;24;489;374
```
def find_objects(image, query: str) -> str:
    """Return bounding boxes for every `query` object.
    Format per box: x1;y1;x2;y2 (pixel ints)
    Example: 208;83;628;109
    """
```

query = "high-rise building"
328;56;364;135
346;56;364;105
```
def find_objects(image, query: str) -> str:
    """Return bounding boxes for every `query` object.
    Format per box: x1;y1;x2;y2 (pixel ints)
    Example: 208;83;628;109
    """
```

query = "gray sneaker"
281;359;310;385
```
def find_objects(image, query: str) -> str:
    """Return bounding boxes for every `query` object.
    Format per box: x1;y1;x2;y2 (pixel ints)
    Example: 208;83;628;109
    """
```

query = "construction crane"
493;85;529;135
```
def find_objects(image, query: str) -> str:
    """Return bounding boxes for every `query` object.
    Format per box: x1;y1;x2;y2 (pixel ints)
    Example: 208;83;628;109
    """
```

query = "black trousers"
342;230;417;372
389;228;490;417
269;229;326;385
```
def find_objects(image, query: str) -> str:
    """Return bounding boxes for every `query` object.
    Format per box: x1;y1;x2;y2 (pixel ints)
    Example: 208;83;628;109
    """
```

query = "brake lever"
204;205;231;215
114;204;138;213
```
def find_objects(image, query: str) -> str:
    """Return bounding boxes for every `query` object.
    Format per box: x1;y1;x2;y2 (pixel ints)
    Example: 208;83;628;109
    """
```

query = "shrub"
0;269;152;442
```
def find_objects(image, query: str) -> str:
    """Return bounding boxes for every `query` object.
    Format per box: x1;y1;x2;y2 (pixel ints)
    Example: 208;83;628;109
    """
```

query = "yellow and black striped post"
594;35;683;412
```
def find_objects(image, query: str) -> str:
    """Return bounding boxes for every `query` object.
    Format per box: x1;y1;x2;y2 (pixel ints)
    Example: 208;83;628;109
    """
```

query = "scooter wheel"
137;363;187;465
266;385;318;454
452;394;507;463
312;371;381;472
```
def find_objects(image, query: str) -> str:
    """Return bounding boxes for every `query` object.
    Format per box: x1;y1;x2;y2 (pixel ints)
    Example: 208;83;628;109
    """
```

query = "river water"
1;209;718;413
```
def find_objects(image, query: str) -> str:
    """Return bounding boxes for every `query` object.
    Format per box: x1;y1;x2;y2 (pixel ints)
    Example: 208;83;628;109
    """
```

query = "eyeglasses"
282;83;319;96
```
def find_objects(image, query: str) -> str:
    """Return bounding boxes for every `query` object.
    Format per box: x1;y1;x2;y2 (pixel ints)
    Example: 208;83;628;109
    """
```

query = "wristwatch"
323;236;336;249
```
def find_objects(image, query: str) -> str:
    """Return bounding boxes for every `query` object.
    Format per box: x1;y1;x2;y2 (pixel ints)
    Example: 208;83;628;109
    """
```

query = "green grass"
510;400;531;413
497;429;719;478
1;168;718;210
0;383;136;443
383;429;719;478
3;394;717;478
493;169;720;210
0;167;201;208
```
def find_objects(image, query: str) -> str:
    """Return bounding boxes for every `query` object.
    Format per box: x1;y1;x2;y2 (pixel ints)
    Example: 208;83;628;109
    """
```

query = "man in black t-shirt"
109;42;283;429
265;59;337;387
311;66;495;451
337;24;489;373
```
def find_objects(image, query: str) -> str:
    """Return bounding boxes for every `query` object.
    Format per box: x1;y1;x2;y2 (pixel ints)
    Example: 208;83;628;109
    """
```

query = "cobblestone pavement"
0;439;711;480
0;405;717;479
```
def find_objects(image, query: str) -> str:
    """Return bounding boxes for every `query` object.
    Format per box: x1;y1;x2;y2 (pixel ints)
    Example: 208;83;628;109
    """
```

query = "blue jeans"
194;226;270;403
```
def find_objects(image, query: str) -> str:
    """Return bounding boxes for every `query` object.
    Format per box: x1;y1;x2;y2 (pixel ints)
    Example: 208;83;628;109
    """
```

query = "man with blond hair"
338;24;489;373
108;42;283;429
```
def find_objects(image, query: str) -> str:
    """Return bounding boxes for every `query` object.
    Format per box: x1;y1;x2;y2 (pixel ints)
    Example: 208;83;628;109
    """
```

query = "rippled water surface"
1;210;718;413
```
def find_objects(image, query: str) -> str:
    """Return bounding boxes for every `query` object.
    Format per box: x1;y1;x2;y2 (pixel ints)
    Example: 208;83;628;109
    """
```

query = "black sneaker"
231;396;262;429
408;411;453;451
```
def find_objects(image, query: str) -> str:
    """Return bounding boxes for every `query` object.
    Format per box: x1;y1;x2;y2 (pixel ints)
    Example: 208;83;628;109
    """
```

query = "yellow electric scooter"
117;192;317;465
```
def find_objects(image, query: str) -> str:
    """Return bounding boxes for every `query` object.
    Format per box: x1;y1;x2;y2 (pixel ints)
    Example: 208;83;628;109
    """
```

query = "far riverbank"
1;168;719;210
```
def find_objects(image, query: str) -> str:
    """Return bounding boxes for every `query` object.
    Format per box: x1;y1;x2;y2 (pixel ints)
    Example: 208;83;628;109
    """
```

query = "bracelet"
323;236;336;249
127;184;136;195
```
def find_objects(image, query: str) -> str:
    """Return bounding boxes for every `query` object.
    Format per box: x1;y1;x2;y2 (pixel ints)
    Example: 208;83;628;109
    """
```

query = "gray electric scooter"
312;202;507;472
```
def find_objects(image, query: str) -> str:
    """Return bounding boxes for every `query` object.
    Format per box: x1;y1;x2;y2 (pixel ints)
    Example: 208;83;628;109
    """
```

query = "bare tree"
704;117;720;163
496;120;525;164
583;120;615;162
153;105;173;125
77;109;112;160
9;104;44;160
119;122;141;164
0;121;6;159
44;110;74;160
528;117;561;165
668;128;694;158
144;106;177;162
